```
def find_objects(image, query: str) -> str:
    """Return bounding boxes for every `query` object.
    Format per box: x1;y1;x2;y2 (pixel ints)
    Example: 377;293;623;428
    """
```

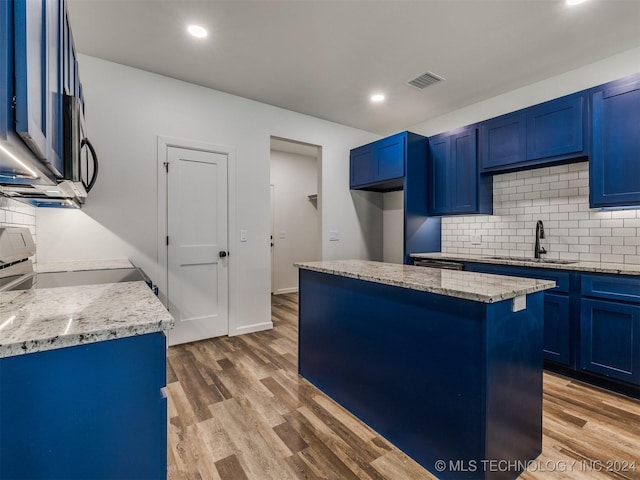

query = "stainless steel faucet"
535;220;547;259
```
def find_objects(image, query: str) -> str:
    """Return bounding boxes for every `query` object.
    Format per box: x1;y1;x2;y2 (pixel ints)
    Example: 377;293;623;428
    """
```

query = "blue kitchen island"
296;260;555;480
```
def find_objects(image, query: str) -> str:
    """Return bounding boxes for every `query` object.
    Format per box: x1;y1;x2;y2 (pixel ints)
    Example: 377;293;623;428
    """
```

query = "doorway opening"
270;137;321;296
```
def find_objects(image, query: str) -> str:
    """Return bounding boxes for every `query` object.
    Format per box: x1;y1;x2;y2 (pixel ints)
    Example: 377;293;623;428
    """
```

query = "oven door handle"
81;137;99;193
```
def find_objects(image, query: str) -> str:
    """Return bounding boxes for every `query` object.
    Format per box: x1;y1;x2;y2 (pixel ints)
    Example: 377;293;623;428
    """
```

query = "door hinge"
11;95;16;110
166;236;169;246
163;161;169;173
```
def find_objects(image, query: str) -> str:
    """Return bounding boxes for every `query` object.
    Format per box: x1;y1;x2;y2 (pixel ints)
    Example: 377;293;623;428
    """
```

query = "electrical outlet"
471;234;482;245
329;230;339;241
512;295;526;312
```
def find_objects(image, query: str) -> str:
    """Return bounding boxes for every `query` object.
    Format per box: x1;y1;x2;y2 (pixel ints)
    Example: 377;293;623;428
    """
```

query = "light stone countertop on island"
295;260;555;303
35;259;134;273
0;282;174;358
410;253;640;276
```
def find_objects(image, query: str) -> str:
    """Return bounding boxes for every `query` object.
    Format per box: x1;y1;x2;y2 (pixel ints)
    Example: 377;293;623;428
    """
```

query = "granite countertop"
410;253;640;276
36;259;134;273
0;282;174;359
295;260;555;303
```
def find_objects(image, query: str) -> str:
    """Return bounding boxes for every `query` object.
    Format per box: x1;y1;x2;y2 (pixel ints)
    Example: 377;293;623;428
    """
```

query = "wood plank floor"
167;293;640;480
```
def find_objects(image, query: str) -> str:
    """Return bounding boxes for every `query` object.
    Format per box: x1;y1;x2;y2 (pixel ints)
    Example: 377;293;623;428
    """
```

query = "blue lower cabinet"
463;263;575;368
580;298;640;386
0;333;167;479
543;293;571;366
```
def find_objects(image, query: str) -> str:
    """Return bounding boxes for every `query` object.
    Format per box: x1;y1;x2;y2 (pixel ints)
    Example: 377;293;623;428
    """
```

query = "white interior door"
166;146;228;346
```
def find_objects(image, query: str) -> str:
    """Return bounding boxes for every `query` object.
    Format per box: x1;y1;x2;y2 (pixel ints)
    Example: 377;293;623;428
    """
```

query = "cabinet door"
45;0;63;176
450;128;477;213
62;3;79;97
0;0;12;140
543;293;571;366
580;298;640;385
350;132;406;190
428;133;449;214
376;133;404;181
526;94;585;161
14;0;48;159
480;111;526;171
0;333;168;479
350;144;376;188
590;77;640;208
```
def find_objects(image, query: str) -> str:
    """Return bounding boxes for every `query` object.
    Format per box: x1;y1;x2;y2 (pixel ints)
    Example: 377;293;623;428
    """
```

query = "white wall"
36;55;381;336
382;47;640;263
382;191;403;264
442;162;640;265
270;149;319;294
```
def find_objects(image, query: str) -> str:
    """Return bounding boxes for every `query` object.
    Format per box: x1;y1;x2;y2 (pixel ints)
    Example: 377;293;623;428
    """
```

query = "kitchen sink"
488;256;578;265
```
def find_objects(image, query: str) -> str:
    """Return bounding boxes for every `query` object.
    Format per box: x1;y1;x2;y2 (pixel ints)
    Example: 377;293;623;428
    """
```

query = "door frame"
156;135;238;336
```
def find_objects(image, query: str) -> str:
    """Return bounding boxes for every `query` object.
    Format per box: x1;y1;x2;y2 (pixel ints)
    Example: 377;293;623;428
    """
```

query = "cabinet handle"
81;137;99;192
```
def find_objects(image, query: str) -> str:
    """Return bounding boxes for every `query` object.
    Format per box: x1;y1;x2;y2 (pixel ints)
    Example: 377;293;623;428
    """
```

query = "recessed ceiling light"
187;25;208;38
371;93;385;103
566;0;587;5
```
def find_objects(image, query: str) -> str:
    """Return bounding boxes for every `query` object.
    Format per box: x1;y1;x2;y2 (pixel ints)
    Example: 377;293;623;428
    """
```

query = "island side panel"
483;293;544;476
298;269;487;477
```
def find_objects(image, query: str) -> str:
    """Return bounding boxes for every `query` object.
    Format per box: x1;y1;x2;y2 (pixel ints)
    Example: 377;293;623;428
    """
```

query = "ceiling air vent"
407;71;444;90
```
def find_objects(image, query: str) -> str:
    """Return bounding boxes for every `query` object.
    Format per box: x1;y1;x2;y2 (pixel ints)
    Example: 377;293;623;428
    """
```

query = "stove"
0;227;150;292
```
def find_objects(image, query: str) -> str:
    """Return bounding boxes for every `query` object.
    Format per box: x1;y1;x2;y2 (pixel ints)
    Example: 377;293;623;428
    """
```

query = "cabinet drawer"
581;274;640;304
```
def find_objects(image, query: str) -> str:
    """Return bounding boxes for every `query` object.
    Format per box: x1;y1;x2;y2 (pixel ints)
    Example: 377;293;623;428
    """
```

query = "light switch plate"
471;234;482;245
279;231;286;239
240;230;247;242
512;295;526;312
329;230;339;241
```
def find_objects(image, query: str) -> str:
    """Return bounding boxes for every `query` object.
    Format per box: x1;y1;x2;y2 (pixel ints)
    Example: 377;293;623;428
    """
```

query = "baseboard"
230;321;273;337
274;287;298;295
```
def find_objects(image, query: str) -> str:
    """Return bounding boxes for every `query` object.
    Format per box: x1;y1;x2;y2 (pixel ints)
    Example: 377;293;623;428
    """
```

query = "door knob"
219;251;228;258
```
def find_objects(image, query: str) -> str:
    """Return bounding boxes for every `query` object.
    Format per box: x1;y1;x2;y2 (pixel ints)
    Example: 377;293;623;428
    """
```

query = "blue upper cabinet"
0;0;11;141
589;74;640;208
0;0;75;184
429;126;492;215
481;92;588;173
14;0;49;161
45;0;63;177
526;93;585;160
350;132;406;191
62;3;79;98
480;111;526;172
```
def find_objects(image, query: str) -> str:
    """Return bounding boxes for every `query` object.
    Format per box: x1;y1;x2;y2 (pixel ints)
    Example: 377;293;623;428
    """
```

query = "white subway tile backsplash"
623;218;640;227
441;161;639;265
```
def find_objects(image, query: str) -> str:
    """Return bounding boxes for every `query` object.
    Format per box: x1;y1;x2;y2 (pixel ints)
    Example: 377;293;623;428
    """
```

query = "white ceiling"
67;0;640;135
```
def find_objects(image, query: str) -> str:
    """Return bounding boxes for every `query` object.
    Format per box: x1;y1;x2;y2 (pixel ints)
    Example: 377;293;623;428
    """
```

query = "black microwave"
63;94;98;193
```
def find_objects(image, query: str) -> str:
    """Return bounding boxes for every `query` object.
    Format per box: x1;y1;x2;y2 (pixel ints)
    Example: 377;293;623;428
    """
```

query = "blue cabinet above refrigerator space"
350;132;406;191
349;132;440;263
